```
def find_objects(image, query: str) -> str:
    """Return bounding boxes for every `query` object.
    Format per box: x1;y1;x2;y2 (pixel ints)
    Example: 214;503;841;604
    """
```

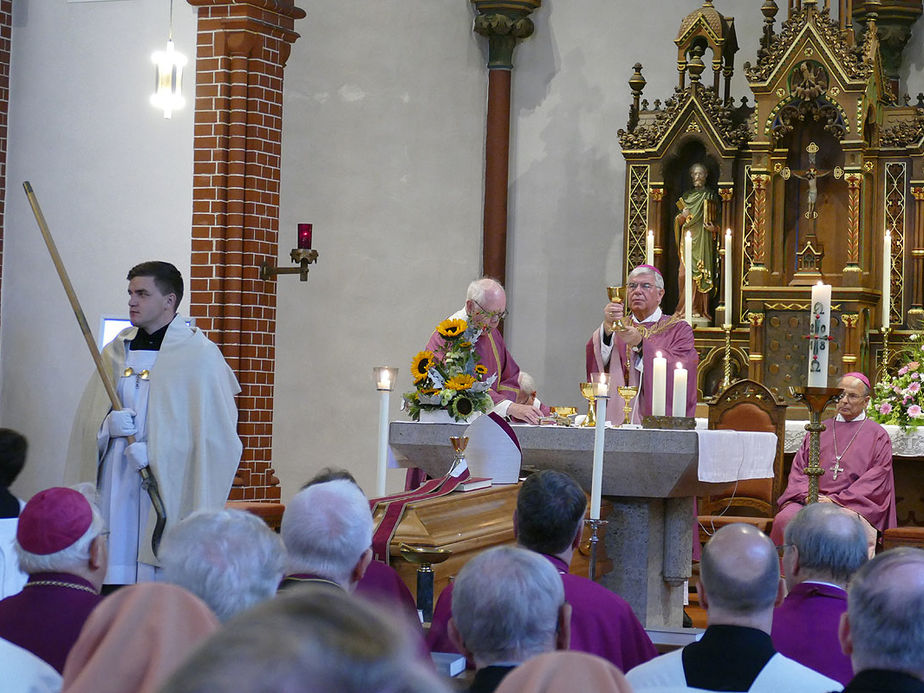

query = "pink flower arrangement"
871;335;924;431
909;405;922;418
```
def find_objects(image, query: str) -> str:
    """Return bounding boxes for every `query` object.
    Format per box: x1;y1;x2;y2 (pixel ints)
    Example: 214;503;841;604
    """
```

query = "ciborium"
579;382;596;427
616;385;641;429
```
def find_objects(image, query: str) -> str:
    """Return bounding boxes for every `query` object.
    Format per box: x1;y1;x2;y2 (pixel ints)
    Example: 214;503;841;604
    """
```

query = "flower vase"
417;409;481;425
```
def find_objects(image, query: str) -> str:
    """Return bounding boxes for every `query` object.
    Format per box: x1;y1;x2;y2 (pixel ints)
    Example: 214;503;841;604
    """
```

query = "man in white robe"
68;261;242;585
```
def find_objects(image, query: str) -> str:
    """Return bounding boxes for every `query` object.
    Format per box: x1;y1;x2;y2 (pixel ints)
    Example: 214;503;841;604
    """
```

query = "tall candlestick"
373;367;397;497
882;230;891;330
652;351;667;416
724;228;732;326
590;393;607;520
672;362;688;417
807;282;832;388
684;231;693;325
646;229;654;266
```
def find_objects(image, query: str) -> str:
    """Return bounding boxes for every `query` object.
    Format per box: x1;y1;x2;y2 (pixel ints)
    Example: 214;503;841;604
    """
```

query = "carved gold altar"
618;0;924;400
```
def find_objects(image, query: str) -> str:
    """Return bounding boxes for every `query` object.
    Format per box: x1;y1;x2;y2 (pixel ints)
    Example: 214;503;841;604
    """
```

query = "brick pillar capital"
471;0;541;69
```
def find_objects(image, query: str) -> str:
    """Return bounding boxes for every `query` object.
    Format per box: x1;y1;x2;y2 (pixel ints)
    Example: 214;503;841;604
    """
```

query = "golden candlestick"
880;325;892;378
790;386;843;503
580;382;596;427
721;323;733;391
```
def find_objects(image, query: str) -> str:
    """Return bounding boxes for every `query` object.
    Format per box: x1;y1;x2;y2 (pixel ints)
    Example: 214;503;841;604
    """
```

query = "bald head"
700;524;780;620
843;548;924;677
783;502;868;589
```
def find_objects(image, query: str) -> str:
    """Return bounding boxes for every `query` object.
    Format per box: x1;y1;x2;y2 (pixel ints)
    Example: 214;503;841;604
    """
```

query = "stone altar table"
389;421;776;628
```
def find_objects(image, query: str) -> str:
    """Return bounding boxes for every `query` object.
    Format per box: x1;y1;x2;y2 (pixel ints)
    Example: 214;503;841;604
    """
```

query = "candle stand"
260;248;319;282
721;323;733;391
790;386;843;503
583;518;609;582
399;543;452;624
880;325;892;377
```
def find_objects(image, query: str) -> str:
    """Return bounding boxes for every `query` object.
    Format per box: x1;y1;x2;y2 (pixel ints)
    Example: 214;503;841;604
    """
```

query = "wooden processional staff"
23;181;168;554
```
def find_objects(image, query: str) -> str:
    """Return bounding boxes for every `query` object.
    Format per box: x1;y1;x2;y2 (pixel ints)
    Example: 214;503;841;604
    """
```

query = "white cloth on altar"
695;429;777;483
463;413;522;484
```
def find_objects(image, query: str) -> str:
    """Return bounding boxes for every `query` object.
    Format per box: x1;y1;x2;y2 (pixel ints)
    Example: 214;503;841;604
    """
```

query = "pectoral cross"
830;456;844;480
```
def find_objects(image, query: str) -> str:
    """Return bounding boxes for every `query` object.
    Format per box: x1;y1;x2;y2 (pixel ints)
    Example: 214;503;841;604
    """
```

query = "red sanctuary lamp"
297;223;312;250
260;223;320;282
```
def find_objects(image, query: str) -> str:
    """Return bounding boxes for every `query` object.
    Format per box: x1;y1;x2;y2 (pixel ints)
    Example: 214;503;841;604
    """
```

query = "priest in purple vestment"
771;373;897;550
426;278;547;425
586;265;698;424
771;502;869;685
427;470;657;672
0;487;106;673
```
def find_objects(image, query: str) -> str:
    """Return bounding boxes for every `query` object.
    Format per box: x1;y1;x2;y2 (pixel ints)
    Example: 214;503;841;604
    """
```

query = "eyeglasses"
835;392;867;403
627;282;657;292
472;300;508;322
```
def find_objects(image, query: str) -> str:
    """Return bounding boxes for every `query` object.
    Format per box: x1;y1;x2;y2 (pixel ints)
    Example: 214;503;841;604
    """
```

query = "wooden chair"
698;379;788;545
882;526;924;551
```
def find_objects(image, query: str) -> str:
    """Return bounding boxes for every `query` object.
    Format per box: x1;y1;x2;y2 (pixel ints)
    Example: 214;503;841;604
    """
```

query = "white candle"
807;282;832;388
652;350;667;416
684;231;693;325
590;393;607;520
882;230;891;330
646;229;654;266
672;363;688;417
724;228;732;327
376;389;390;497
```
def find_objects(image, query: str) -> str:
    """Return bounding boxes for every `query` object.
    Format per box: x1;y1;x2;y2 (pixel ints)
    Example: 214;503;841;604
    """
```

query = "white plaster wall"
3;0;923;504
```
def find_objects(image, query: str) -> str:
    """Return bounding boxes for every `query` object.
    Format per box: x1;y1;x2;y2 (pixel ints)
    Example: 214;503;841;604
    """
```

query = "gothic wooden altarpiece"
617;0;924;402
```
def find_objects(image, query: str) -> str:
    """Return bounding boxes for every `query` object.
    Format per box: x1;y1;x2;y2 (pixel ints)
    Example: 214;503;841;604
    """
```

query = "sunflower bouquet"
403;317;496;422
869;332;924;431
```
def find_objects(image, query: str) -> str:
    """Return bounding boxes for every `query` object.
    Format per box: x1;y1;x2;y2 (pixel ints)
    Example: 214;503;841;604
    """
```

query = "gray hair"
847;547;924;675
628;265;664;291
160;585;451;693
281;479;373;588
15;483;105;574
466;277;504;305
159;508;286;622
700;523;779;614
784;503;868;585
452;546;564;665
518;371;536;393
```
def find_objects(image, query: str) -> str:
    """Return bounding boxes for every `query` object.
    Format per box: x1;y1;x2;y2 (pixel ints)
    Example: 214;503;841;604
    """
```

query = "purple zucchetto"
16;487;93;555
842;372;871;390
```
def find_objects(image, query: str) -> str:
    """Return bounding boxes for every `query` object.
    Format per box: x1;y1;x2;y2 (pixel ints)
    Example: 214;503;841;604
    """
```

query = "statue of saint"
674;162;719;320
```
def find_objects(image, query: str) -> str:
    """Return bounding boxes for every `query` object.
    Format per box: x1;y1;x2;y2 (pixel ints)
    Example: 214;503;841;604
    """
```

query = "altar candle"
882;230;891;330
646;229;654;266
724;229;733;327
806;282;832;388
684;231;693;326
652;351;667;416
672;363;688;417
590;389;607;520
374;367;396;497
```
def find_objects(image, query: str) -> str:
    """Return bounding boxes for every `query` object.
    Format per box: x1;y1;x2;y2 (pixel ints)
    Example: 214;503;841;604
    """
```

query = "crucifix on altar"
780;141;844;285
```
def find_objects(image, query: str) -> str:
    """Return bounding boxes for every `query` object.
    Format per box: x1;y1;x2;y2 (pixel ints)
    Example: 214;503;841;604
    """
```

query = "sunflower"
474;364;488;376
445;374;475;391
437;318;468;338
460;341;472;348
419;387;439;396
411;351;435;382
450;395;475;419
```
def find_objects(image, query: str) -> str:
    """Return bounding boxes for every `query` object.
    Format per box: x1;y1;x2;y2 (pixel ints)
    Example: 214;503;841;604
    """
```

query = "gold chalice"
550;406;577;426
579;383;596;427
606;285;627;332
616;385;639;428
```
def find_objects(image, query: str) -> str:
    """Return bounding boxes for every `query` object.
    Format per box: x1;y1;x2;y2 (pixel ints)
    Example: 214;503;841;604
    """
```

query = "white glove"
106;409;137;438
125;442;149;470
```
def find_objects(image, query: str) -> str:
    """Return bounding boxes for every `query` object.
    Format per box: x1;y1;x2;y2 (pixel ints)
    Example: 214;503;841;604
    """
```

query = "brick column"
187;0;304;505
0;1;11;327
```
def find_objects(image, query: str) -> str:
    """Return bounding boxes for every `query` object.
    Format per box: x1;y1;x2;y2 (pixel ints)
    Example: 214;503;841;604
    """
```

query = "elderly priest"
586;264;698;424
770;372;896;553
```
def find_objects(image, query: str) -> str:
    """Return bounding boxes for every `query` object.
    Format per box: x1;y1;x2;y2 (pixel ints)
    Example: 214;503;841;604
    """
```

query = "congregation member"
428;469;657;671
427;277;544;424
839;547;924;693
160;586;451;693
279;478;373;593
627;524;840;691
771;502;868;684
0;636;61;693
0;486;104;673
69;261;242;585
0;428;28;598
301;468;417;622
158;508;286;622
61;582;218;693
771;372;896;552
447;546;570;693
586;264;698;423
495;651;634;693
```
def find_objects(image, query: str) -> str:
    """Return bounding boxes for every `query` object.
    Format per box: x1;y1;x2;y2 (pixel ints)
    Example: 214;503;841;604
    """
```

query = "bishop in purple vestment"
771;502;869;685
0;487;106;673
771;373;897;547
586;265;698;424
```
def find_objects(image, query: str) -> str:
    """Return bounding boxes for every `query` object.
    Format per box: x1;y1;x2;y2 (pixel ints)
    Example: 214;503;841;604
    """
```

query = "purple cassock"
426;553;657;672
771;582;853;685
0;571;101;673
770;417;896;545
586;315;699;424
355;559;419;626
